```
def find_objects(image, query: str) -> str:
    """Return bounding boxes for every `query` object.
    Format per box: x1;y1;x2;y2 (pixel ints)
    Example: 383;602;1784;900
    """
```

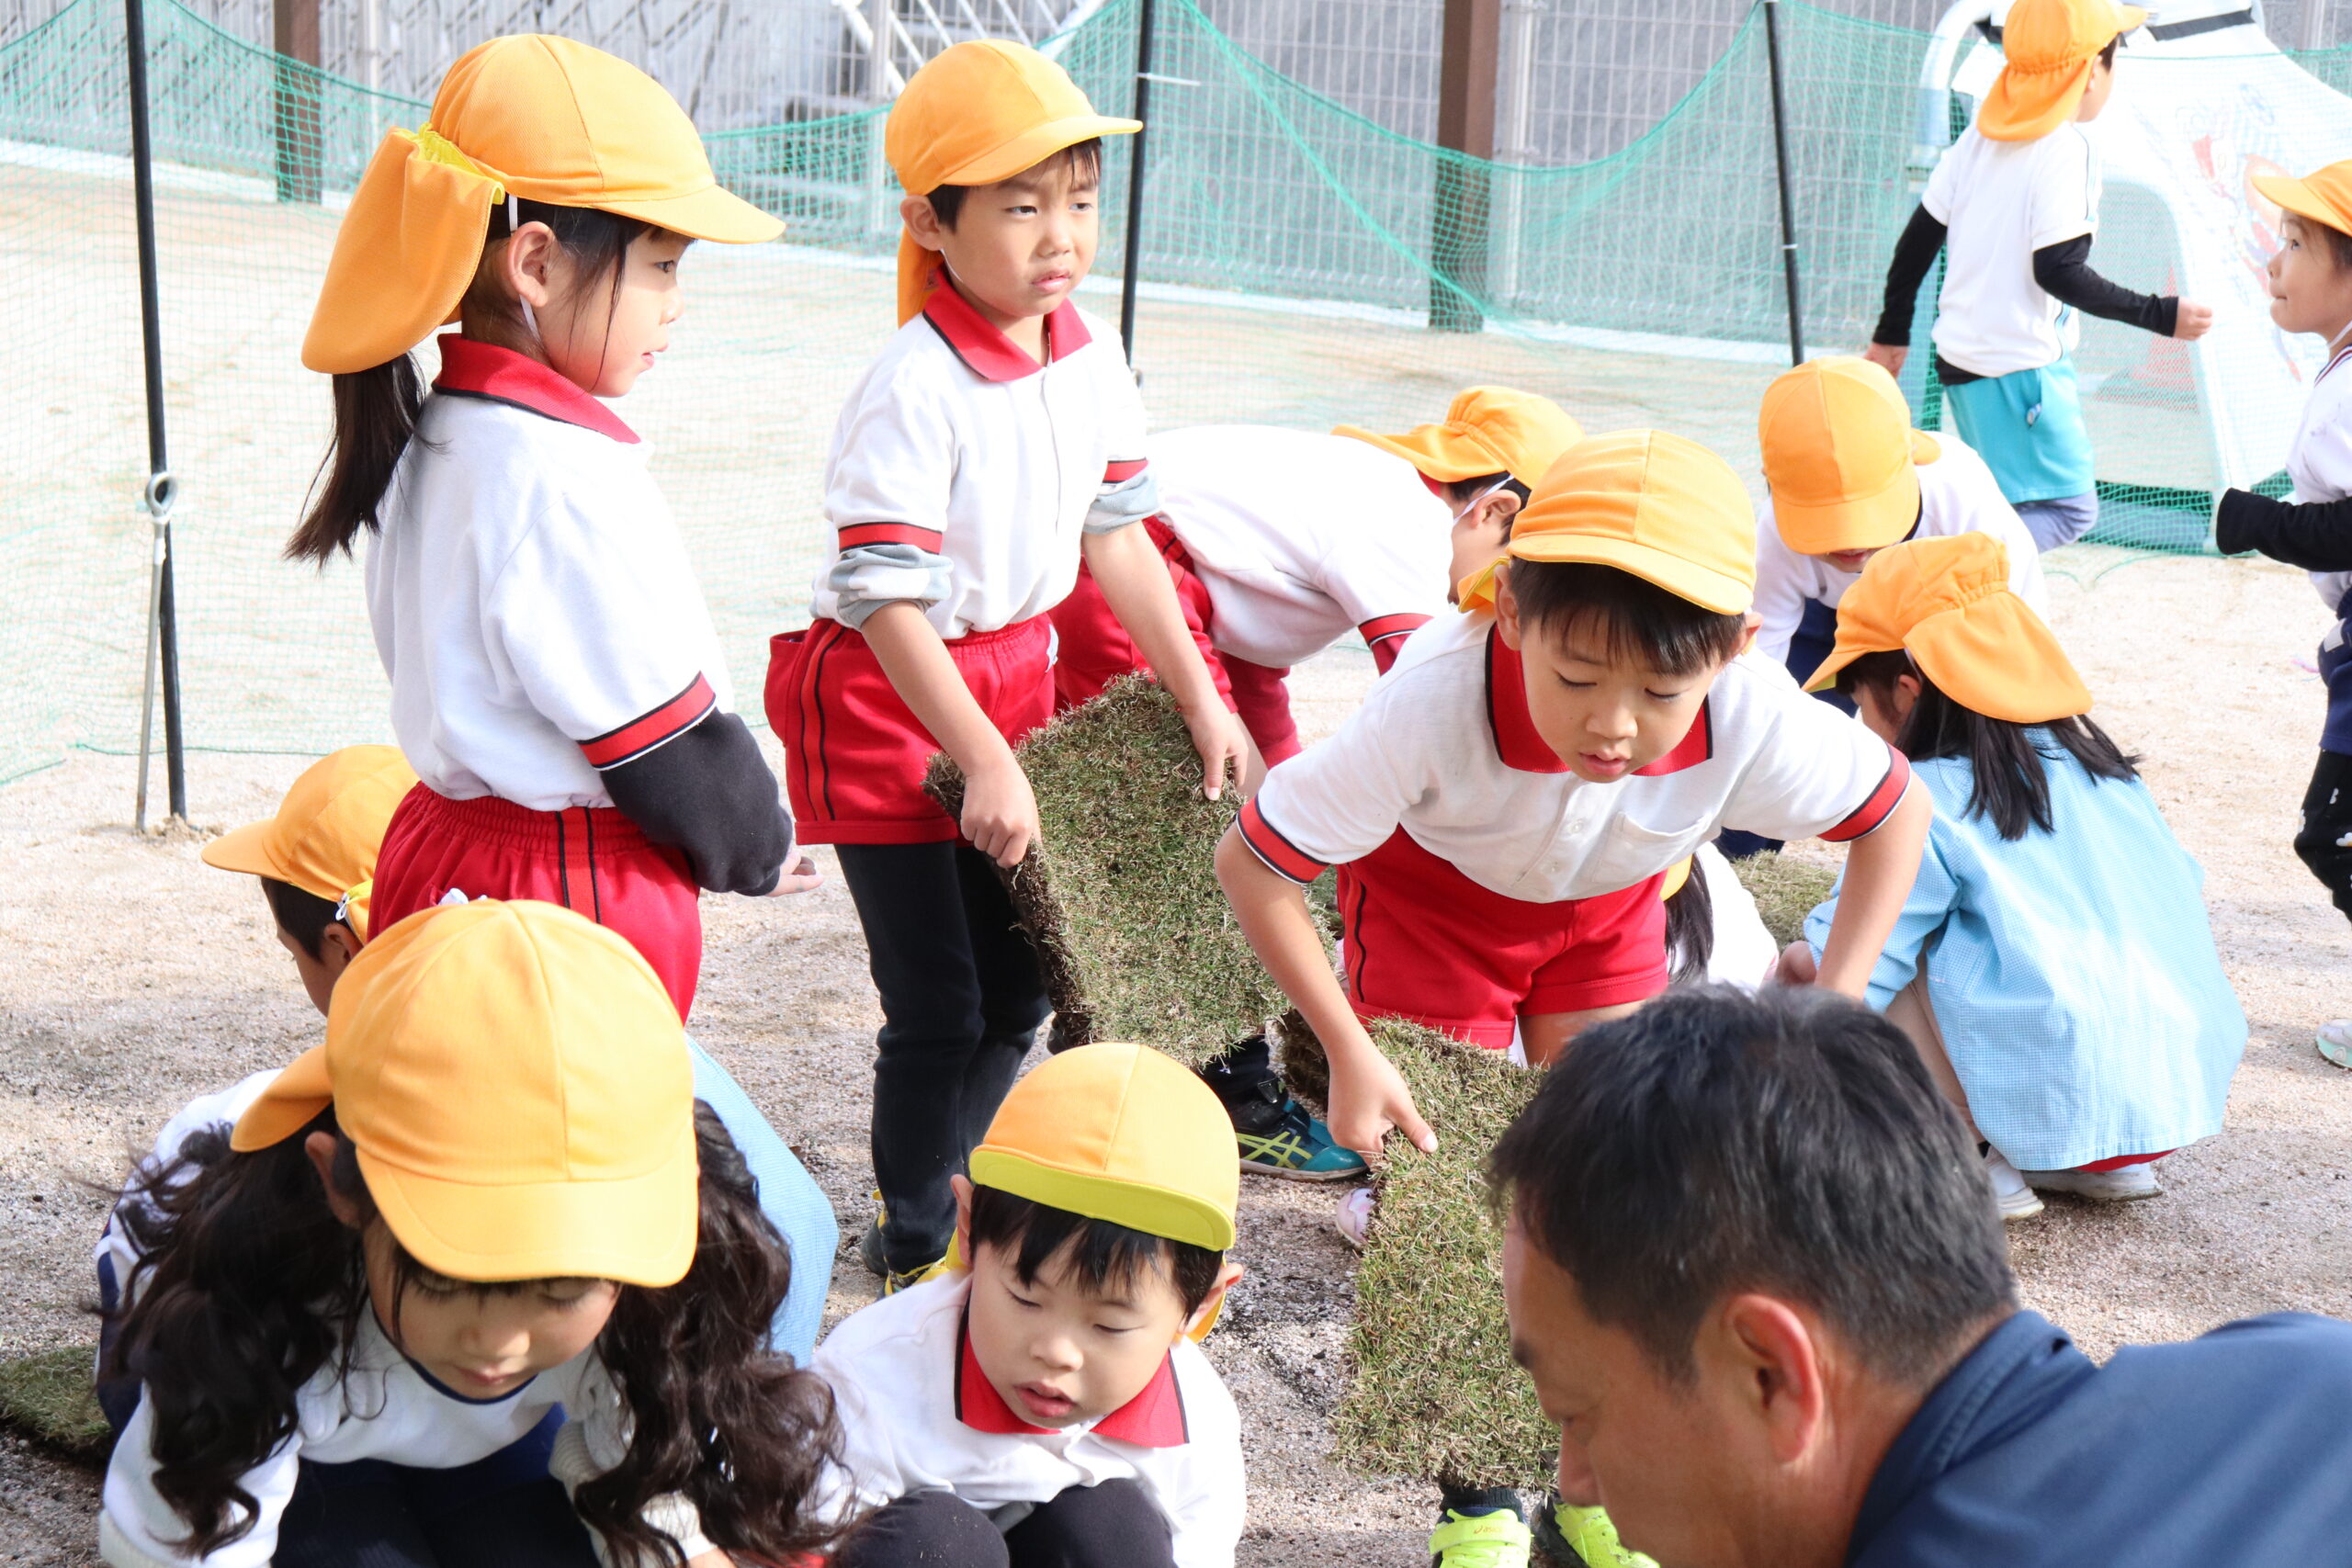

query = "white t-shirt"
1925;124;2101;378
2290;343;2352;612
367;338;734;812
96;1073;706;1568
811;291;1150;639
1148;427;1452;669
1755;432;2050;666
1239;612;1912;902
813;1274;1244;1568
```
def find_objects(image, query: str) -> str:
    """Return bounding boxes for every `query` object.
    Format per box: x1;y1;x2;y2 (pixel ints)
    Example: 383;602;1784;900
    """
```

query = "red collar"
432;335;639;445
954;1311;1190;1448
1483;628;1713;776
922;278;1091;384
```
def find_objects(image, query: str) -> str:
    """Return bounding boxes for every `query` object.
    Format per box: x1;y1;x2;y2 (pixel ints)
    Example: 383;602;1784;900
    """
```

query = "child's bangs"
968;1183;1221;1314
1510;560;1749;678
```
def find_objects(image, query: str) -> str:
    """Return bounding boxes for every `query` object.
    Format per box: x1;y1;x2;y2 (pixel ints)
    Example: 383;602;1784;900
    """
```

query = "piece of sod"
1330;1018;1553;1491
0;1345;111;1462
924;677;1295;1066
1729;851;1840;949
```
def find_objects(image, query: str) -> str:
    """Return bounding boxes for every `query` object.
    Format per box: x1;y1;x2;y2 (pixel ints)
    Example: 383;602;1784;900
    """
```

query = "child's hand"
2172;299;2214;341
1328;1042;1438;1157
767;853;822;896
964;759;1041;868
1775;939;1819;987
1862;342;1907;378
1182;703;1250;802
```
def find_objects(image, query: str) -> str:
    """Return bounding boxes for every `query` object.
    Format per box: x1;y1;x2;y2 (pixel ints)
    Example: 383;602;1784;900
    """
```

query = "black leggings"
834;1482;1177;1568
837;841;1049;1273
2297;749;2352;924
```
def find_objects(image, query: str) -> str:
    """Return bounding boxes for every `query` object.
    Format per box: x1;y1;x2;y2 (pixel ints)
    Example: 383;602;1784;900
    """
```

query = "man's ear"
304;1131;369;1231
900;193;946;253
1710;1293;1829;1465
1494;562;1525;650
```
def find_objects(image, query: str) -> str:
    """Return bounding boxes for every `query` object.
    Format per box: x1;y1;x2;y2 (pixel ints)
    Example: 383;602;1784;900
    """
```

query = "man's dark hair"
967;1183;1223;1316
1487;987;2016;1386
1505;559;1750;679
2098;35;2120;69
1445;472;1532;518
260;877;348;962
925;139;1104;231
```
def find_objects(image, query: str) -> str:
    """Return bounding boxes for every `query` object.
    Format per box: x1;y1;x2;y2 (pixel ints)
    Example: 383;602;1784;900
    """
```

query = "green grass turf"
1729;852;1839;950
0;1345;111;1462
925;678;1297;1066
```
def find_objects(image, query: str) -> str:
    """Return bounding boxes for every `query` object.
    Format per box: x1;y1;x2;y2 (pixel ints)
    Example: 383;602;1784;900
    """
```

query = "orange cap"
1760;358;1942;555
200;746;417;920
303;35;782;375
2254;161;2352;243
1977;0;2145;142
1332;388;1585;491
969;1043;1238;1253
887;41;1139;324
1458;430;1756;616
232;900;698;1287
1805;532;2091;723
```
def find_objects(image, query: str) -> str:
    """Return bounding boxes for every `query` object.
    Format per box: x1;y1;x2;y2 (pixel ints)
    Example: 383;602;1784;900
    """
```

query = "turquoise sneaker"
1235;1093;1368;1181
1430;1503;1532;1568
1532;1495;1656;1568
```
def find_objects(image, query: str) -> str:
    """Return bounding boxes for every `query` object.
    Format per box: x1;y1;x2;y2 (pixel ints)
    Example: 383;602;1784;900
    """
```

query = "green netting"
0;0;2325;786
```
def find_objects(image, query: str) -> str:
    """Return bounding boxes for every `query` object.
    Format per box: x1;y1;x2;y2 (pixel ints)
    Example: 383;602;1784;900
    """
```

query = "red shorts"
1047;519;1301;763
768;615;1054;846
372;784;702;1019
1339;829;1669;1051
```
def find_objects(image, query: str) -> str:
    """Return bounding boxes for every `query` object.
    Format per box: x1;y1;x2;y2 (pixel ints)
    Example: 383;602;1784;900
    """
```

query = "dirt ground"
4;545;2351;1564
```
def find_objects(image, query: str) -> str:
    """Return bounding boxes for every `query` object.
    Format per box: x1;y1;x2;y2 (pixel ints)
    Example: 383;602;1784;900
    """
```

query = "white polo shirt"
1148;426;1451;670
1924;124;2100;378
1238;612;1910;902
811;288;1150;639
2290;342;2352;612
1755;431;2050;666
367;337;733;813
813;1274;1244;1568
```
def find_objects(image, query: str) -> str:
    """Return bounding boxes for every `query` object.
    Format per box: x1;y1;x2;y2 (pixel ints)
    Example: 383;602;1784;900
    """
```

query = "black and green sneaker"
1532;1495;1656;1568
860;1196;944;1296
1204;1036;1368;1181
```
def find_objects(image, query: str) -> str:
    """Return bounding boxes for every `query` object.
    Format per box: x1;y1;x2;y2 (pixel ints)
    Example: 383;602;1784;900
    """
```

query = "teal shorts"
1941;356;2095;505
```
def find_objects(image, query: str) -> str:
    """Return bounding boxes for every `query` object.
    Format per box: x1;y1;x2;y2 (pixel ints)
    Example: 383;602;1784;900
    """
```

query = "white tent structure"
1918;0;2352;527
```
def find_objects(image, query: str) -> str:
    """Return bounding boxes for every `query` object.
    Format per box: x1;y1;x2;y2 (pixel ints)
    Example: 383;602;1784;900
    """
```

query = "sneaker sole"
1239;1156;1367;1182
1998;1194;2045;1221
2021;1179;2162;1202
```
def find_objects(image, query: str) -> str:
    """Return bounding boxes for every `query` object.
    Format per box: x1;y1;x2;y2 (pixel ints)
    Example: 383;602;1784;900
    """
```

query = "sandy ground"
5;546;2352;1563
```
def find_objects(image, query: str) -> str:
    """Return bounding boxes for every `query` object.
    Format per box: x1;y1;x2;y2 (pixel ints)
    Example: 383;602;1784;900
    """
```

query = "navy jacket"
1850;1310;2352;1566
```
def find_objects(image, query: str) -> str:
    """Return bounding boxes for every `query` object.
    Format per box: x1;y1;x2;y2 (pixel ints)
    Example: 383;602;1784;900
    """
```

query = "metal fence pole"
125;0;185;825
272;0;322;203
1431;0;1499;333
1762;0;1806;365
1117;0;1157;362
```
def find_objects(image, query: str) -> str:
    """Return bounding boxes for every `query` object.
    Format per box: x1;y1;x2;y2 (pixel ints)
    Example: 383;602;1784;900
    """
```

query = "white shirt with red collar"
1238;610;1910;902
367;336;733;812
1148;425;1451;671
812;286;1153;639
811;1273;1243;1568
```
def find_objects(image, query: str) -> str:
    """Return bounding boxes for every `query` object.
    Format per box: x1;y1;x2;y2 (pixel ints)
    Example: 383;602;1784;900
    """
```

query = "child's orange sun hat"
1760;357;1942;556
1805;531;2091;723
200;745;416;940
1458;429;1757;616
232;899;699;1287
886;40;1139;325
2253;161;2352;243
1333;388;1585;492
303;34;783;376
1977;0;2145;142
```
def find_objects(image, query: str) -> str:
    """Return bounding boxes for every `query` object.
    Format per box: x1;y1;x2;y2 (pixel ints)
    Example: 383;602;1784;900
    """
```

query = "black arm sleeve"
2214;488;2352;572
601;710;793;897
1873;205;1947;346
2030;234;2178;336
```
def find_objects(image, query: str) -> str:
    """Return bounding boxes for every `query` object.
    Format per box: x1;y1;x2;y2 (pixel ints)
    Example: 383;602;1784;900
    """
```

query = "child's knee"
837;1490;1009;1568
1006;1478;1175;1568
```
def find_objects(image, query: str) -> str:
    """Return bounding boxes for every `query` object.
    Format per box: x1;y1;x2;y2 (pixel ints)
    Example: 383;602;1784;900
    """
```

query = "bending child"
768;43;1246;1291
291;36;807;1021
95;901;842;1568
1784;533;2244;1217
814;1043;1244;1568
1865;0;2208;549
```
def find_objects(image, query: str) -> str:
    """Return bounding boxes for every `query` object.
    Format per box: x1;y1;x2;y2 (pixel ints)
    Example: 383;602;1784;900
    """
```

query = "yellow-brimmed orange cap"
1977;0;2145;142
1459;430;1756;615
969;1043;1238;1254
232;900;698;1287
303;35;783;375
200;746;416;919
887;41;1139;324
1332;388;1585;491
1760;358;1942;555
1805;532;2091;722
2254;161;2352;243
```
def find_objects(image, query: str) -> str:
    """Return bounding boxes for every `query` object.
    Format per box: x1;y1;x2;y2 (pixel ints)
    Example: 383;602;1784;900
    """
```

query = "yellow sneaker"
1533;1497;1656;1568
1429;1504;1532;1568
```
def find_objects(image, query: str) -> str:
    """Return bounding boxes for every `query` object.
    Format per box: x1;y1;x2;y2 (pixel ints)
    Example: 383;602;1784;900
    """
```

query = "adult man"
1489;987;2352;1567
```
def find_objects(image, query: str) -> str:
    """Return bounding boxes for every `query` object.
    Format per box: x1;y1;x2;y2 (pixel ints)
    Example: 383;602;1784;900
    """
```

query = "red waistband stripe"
1102;457;1149;483
581;675;717;770
1357;613;1430;647
1238;799;1328;886
838;522;945;553
1819;750;1912;842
